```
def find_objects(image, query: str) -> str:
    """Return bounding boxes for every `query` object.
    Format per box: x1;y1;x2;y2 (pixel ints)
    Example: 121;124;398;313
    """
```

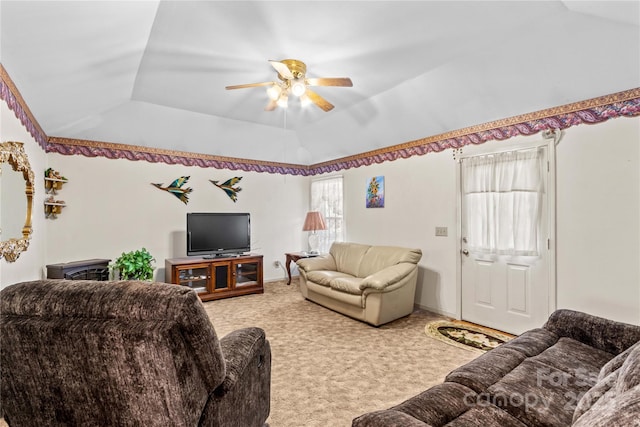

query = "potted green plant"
111;247;156;280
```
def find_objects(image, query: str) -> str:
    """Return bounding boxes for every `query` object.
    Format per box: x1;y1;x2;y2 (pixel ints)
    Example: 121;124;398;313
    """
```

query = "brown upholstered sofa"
353;309;640;426
296;242;423;326
0;279;271;427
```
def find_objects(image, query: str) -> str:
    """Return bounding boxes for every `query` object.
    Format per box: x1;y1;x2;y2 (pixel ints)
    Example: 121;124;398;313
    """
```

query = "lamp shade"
302;211;327;232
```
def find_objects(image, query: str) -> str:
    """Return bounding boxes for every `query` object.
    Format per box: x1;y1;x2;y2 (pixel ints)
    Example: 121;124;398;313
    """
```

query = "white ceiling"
1;1;639;165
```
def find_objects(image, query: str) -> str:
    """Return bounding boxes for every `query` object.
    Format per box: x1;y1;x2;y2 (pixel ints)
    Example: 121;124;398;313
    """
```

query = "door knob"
462;249;469;256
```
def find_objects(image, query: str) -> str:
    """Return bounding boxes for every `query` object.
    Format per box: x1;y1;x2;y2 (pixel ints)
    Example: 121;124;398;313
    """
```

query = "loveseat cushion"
306;270;355;287
358;246;422;278
330;242;370;277
330;276;364;295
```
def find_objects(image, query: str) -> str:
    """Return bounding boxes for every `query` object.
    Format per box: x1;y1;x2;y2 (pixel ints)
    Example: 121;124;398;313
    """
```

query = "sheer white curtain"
310;176;344;253
463;148;544;256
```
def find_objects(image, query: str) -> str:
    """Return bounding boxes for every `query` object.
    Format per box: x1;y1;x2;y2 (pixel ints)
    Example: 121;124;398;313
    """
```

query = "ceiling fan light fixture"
276;92;289;108
267;84;282;101
300;93;312;107
290;78;306;97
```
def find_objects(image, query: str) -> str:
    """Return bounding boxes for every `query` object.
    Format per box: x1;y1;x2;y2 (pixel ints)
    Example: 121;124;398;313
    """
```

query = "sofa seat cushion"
486;358;594;427
444;405;529;427
531;338;614;385
389;382;476;426
330;276;364;295
445;347;527;393
501;328;559;358
305;270;355;288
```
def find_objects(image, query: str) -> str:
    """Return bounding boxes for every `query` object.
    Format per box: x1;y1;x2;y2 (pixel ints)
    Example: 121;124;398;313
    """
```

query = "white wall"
341;116;640;324
44;153;309;283
556;117;640;324
340;151;460;317
1;102;48;286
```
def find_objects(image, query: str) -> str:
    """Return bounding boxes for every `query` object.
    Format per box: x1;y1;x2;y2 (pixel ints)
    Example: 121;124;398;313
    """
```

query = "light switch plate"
435;226;448;237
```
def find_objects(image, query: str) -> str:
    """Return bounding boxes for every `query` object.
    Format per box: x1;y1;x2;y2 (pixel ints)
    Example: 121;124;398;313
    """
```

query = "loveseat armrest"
543;309;640;355
359;263;417;291
296;254;337;273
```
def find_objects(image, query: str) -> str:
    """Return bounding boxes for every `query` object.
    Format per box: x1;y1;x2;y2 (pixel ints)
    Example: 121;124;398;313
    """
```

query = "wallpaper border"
2;64;639;176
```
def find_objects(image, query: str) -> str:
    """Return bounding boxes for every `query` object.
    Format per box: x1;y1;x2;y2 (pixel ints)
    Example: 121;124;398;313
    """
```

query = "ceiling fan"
225;59;353;112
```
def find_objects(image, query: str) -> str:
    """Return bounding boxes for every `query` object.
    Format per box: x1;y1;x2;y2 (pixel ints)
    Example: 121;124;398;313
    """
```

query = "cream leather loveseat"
296;242;423;326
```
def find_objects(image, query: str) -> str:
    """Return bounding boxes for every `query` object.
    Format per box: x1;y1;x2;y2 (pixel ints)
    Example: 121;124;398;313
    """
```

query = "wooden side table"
284;252;304;285
284;252;320;285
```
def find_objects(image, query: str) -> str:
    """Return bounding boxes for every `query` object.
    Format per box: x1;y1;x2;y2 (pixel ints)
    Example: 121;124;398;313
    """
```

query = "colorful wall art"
211;177;243;202
366;176;384;208
152;176;193;205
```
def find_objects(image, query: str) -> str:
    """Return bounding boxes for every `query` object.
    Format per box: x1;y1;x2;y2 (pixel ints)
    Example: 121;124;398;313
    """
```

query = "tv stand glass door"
165;254;263;301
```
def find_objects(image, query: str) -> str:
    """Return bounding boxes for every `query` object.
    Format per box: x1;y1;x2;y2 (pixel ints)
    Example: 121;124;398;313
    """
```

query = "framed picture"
366;176;385;208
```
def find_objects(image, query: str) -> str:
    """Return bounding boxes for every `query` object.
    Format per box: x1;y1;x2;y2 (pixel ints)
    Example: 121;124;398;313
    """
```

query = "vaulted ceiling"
1;1;639;166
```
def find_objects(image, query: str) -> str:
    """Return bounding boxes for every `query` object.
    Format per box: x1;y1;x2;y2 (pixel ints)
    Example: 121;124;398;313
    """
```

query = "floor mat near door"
425;320;514;352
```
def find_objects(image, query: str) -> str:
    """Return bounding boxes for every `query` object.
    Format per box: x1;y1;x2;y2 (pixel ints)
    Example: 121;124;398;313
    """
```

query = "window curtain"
463;148;544;256
310;176;344;253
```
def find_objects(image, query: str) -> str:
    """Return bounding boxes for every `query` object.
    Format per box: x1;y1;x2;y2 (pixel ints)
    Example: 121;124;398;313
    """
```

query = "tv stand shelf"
165;254;263;301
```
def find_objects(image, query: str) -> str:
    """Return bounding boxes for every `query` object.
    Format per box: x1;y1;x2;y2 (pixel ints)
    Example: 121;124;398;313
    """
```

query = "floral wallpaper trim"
0;64;48;150
311;89;640;174
2;64;638;176
46;137;310;176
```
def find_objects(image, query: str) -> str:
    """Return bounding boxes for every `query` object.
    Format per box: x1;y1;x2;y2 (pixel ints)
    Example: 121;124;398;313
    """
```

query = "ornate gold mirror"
0;141;34;262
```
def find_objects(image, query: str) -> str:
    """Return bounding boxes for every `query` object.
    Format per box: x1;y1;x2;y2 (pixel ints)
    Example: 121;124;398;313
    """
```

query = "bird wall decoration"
210;177;242;202
152;176;193;205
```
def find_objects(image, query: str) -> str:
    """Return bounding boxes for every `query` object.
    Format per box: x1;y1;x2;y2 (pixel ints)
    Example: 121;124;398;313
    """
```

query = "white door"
460;143;554;335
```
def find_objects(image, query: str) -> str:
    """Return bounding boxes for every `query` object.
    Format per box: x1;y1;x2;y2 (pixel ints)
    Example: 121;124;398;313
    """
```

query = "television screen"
187;212;250;258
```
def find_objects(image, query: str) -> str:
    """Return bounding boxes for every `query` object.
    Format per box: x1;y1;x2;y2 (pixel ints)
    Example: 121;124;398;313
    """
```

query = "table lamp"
302;211;327;254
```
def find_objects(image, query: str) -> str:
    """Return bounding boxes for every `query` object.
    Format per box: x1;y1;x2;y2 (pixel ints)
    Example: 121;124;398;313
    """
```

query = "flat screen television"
187;212;251;258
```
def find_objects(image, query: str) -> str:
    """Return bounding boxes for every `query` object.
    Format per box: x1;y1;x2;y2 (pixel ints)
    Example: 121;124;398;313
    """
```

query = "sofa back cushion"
358;246;422;278
330;242;371;277
572;340;640;424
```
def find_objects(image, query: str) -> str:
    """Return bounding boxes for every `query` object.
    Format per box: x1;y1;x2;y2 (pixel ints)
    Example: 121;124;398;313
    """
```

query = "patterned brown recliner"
0;279;271;426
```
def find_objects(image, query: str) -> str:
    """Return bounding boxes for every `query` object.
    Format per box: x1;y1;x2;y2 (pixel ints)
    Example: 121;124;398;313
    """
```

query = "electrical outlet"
273;261;281;268
435;226;448;237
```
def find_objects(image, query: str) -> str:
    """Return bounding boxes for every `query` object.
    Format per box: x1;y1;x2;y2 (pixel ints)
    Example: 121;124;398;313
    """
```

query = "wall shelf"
44;168;68;218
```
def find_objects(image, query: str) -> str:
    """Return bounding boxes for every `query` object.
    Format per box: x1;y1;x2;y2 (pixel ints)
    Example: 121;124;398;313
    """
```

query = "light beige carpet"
204;279;480;427
0;280;479;427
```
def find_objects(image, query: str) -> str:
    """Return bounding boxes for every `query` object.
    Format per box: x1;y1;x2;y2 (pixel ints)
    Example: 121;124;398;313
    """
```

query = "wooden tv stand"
165;254;263;301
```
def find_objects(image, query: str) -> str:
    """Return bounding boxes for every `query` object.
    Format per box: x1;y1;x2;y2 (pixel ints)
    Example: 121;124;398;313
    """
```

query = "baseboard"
415;303;457;319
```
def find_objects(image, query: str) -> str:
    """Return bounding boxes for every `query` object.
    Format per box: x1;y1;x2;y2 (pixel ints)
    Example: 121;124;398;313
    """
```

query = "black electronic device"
187;212;251;258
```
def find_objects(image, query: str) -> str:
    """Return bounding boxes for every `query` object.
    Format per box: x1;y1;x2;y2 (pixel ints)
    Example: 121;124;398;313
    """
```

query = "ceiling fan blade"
306;77;353;87
306;89;335;112
225;81;275;90
264;100;278;111
269;60;294;80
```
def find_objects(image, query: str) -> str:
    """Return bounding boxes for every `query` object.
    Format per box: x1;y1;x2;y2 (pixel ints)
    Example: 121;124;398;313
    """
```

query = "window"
310;175;344;253
462;147;544;256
